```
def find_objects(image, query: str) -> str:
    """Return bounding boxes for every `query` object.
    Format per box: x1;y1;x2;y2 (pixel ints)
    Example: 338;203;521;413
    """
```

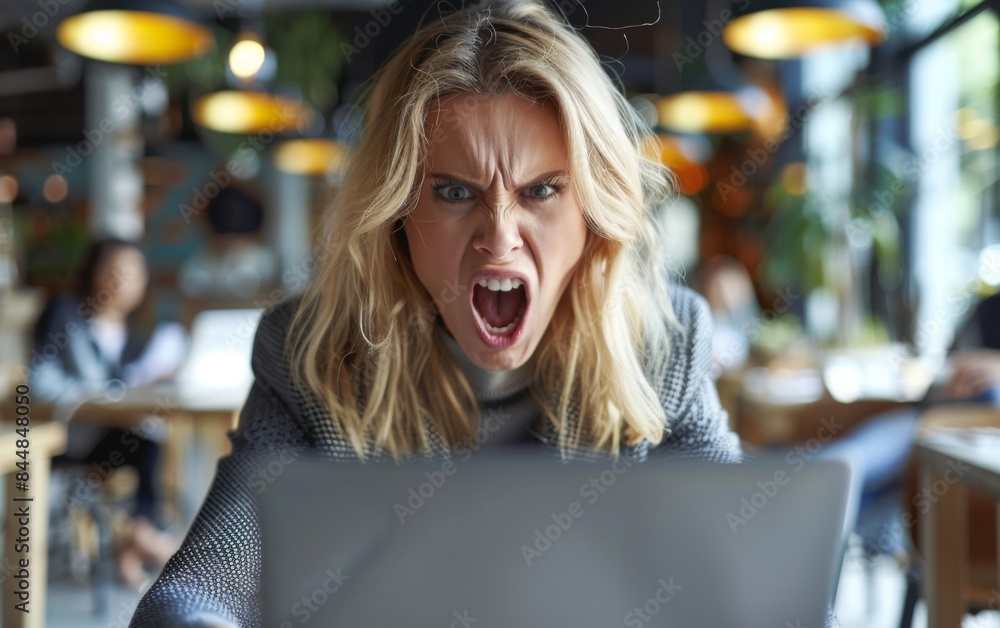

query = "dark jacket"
28;295;152;404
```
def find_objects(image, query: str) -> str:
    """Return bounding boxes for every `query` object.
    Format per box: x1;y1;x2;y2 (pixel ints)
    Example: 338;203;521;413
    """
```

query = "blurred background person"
825;290;1000;555
29;237;186;587
178;186;276;303
944;291;1000;402
695;255;760;377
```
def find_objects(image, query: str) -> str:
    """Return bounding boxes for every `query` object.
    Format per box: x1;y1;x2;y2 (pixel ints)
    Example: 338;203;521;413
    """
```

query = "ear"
394;218;410;260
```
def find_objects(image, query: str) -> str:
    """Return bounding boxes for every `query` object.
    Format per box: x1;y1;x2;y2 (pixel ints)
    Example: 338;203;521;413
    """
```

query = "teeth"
481;304;527;336
476;277;525;292
483;314;521;334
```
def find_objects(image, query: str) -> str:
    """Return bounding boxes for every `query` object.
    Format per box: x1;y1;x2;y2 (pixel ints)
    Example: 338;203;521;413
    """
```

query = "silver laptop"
174;308;262;395
259;452;850;628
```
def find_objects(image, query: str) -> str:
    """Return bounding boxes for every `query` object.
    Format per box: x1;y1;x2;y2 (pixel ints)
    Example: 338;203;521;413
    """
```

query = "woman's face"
404;92;588;371
95;247;148;315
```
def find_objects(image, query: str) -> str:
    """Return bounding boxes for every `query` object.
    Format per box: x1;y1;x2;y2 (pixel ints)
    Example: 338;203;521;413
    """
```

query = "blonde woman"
130;1;785;625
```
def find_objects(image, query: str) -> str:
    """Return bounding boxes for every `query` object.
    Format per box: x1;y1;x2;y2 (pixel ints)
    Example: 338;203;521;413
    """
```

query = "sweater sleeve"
651;286;743;464
130;302;311;628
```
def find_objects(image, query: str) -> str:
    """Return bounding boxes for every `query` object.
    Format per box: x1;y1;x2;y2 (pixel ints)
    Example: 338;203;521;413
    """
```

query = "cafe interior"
0;0;999;626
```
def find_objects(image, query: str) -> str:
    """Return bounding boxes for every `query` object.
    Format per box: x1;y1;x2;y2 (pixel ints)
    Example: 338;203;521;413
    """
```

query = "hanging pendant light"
657;89;761;134
658;0;779;135
192;18;316;136
656;66;778;136
723;0;886;60
192;91;315;135
273;139;347;176
57;1;213;65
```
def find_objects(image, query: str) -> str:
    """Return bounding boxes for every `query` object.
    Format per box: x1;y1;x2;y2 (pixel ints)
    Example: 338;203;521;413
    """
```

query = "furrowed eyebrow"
427;170;569;189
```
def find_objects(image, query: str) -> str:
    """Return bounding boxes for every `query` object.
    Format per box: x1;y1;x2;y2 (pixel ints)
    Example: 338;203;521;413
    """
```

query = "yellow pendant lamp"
656;90;759;134
193;32;313;136
192;91;314;135
273;139;347;176
723;0;886;59
57;3;213;65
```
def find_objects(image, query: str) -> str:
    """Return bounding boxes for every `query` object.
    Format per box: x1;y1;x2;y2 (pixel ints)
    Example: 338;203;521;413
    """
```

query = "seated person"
131;2;840;626
29;238;186;586
824;290;1000;548
695;255;761;376
939;289;1000;403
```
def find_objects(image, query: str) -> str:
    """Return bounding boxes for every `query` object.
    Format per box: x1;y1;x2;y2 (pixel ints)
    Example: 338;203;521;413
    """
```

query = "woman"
30;238;184;586
129;1;818;625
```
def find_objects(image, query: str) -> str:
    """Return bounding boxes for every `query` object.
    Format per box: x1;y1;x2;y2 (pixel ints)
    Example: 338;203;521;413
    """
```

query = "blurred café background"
0;0;998;626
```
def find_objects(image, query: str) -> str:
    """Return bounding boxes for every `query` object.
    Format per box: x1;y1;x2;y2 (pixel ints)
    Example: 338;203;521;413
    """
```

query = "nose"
473;200;523;261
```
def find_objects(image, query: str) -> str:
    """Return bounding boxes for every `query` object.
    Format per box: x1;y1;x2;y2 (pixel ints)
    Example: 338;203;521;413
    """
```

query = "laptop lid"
260;451;850;628
175;308;262;394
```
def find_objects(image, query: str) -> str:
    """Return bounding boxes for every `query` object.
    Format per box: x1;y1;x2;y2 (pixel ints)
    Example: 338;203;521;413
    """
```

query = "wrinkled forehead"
421;91;568;183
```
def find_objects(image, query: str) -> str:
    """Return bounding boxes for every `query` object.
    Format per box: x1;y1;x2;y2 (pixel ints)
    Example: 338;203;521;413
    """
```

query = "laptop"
173;308;263;396
259;451;851;627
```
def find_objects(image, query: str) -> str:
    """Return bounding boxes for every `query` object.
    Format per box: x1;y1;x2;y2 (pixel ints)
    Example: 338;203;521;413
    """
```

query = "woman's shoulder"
216;294;311;455
238;293;351;451
647;283;742;462
250;294;307;404
662;284;712;379
665;283;712;336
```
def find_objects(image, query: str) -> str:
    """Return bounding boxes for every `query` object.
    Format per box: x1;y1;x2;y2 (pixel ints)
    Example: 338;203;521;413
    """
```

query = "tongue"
473;285;525;328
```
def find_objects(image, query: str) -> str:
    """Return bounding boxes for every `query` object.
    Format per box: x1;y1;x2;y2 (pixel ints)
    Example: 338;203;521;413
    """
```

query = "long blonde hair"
288;0;676;460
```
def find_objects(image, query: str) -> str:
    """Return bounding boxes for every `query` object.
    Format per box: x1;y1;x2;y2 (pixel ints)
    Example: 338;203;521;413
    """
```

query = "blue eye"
524;179;565;201
434;183;474;202
528;184;556;198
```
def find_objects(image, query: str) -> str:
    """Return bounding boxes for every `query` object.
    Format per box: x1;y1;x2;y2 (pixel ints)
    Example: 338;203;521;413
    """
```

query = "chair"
0;393;118;618
898;404;1000;628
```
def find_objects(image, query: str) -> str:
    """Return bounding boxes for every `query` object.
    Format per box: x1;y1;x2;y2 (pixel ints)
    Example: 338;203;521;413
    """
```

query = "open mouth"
471;276;529;346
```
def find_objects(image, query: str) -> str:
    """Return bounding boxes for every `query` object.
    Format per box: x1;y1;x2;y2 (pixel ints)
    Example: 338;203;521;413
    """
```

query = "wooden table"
719;356;924;448
733;382;910;447
1;420;66;628
917;434;1000;627
69;383;247;523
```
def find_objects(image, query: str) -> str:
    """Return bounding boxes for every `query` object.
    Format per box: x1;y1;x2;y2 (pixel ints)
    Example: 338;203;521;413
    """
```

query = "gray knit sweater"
130;286;836;627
